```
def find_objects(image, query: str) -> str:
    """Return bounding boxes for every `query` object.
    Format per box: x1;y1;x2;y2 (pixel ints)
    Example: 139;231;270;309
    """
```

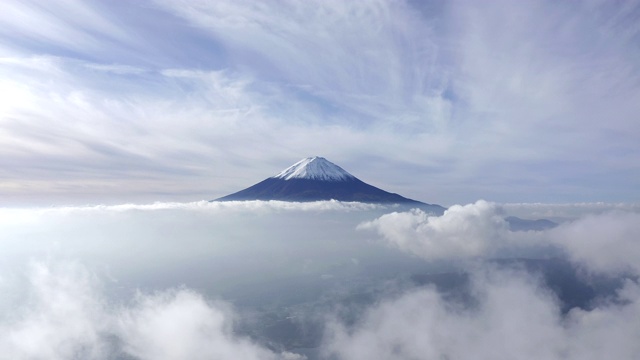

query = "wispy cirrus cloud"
1;0;639;205
443;0;640;202
154;0;449;125
0;0;139;61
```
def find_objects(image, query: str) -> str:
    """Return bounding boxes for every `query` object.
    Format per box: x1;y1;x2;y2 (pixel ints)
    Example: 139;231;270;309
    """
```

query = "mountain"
214;156;444;211
505;216;558;231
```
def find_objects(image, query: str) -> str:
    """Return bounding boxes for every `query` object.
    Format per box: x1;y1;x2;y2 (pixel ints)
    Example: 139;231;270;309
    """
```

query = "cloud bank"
551;211;640;275
325;267;640;360
0;262;303;360
0;201;640;359
358;200;510;260
360;200;640;276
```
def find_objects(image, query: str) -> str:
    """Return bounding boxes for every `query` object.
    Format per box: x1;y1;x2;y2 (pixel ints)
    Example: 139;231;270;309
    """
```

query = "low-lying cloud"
325;267;640;360
551;211;640;275
1;200;639;359
360;200;640;276
0;200;419;309
0;261;303;360
4;259;638;360
358;200;510;260
117;290;287;360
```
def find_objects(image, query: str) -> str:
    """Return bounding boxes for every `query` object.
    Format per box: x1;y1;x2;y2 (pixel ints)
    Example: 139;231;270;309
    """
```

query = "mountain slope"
214;156;443;210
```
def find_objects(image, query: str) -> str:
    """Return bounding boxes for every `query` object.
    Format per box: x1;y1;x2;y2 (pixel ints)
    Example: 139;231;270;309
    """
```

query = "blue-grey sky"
1;0;639;206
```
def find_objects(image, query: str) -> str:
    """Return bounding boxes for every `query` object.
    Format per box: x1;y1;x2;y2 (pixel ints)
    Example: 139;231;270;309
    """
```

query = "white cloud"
564;279;640;359
148;0;640;204
358;200;512;260
551;211;640;275
0;53;278;204
0;200;383;220
0;203;639;359
3;257;640;360
1;1;639;204
0;49;449;206
361;200;640;277
83;63;147;75
154;0;447;124
117;290;277;360
0;0;139;59
0;262;109;360
0;201;415;306
443;0;640;202
0;261;305;360
3;251;640;360
325;266;640;360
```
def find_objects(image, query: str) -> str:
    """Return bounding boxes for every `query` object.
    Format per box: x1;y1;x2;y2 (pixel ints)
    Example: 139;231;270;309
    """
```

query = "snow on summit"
273;156;356;181
215;155;439;206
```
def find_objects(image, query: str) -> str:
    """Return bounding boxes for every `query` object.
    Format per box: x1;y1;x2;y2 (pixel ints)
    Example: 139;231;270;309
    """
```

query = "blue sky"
1;0;639;206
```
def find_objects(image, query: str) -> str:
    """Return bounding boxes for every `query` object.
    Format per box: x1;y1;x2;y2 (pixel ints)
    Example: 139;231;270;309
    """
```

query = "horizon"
3;154;640;209
4;153;640;209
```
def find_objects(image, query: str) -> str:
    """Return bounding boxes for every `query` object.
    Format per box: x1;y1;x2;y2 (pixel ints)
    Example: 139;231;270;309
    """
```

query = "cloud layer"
0;262;302;360
551;211;640;275
1;201;640;359
326;267;640;360
360;200;640;276
0;200;424;308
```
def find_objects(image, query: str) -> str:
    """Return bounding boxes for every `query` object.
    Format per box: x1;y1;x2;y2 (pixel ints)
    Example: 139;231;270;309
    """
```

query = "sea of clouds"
0;200;639;359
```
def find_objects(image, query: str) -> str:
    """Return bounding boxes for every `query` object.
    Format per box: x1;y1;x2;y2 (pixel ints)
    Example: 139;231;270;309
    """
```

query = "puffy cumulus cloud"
0;262;109;360
0;261;304;360
4;259;640;360
358;200;512;260
551;211;640;275
2;202;640;359
324;267;640;360
361;200;640;277
564;279;640;359
117;290;279;360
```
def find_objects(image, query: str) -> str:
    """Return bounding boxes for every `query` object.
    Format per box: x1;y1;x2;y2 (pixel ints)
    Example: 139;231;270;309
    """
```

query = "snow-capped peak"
272;157;356;181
